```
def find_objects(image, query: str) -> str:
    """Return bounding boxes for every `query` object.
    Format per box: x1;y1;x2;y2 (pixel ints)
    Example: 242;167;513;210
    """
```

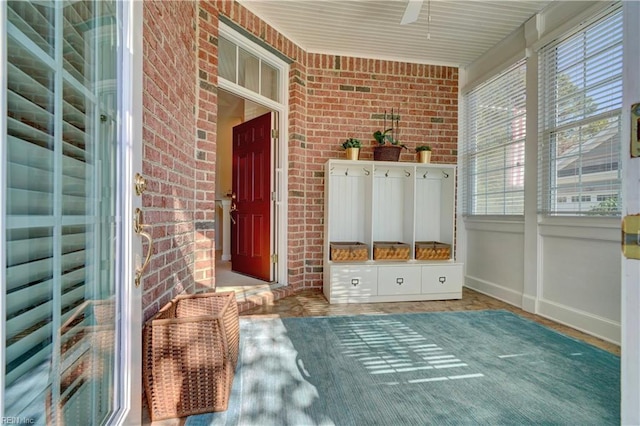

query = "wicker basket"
416;241;451;260
330;242;369;261
143;291;240;421
373;241;411;260
373;145;402;161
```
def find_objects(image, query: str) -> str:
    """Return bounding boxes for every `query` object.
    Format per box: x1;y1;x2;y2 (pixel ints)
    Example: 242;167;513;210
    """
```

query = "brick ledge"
236;286;297;313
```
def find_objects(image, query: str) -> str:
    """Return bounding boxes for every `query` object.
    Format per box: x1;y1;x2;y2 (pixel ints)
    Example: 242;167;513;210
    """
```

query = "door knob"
230;192;238;213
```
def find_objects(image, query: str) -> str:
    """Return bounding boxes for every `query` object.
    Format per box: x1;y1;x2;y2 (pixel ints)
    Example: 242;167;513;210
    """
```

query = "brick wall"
142;1;197;321
303;55;458;286
140;0;458;318
194;2;219;293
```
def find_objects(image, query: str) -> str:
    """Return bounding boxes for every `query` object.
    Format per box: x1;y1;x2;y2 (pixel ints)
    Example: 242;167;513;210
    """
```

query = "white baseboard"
537;299;621;345
465;277;620;345
521;294;537;313
465;275;523;308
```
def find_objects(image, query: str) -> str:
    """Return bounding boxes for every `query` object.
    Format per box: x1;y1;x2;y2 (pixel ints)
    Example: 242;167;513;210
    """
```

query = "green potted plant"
342;137;362;160
373;129;394;145
372;129;407;161
416;145;432;163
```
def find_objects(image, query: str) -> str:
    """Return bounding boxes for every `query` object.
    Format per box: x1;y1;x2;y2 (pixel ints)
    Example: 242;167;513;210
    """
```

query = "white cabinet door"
329;265;378;302
378;266;422;296
421;264;463;295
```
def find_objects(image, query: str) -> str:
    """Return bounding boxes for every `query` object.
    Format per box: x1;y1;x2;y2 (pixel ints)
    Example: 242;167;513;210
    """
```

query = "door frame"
622;1;640;423
112;0;143;424
218;22;289;287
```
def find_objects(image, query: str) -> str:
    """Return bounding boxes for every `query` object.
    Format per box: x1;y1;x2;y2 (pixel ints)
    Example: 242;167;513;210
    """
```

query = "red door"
231;112;273;281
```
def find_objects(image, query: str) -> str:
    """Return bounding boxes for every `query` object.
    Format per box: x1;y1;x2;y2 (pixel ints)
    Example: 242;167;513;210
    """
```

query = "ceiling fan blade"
400;0;423;25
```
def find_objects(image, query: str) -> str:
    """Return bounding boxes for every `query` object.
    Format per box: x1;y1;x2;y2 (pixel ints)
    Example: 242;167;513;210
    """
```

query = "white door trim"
621;1;640;423
112;0;143;424
218;22;290;287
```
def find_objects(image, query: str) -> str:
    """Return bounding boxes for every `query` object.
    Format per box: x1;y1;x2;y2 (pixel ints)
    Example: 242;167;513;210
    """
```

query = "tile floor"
144;286;620;425
238;287;620;355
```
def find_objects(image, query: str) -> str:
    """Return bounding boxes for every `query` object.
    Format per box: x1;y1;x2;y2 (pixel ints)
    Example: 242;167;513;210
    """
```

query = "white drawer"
329;265;378;301
378;266;422;296
421;264;463;294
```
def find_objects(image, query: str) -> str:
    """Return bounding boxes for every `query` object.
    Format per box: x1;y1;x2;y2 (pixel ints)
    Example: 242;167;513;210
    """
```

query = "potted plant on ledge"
416;145;432;163
342;137;362;160
373;129;407;161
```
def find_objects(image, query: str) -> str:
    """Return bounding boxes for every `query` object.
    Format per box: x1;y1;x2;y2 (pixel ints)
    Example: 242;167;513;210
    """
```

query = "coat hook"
405;170;411;177
385;170;389;177
423;171;429;179
363;168;370;175
442;170;449;178
345;168;349;176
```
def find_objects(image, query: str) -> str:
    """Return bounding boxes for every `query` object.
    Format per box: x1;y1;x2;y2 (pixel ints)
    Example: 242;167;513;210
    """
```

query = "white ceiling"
237;0;555;67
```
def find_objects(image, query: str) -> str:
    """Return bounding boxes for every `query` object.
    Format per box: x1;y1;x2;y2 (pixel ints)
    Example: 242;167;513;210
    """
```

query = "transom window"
218;35;279;102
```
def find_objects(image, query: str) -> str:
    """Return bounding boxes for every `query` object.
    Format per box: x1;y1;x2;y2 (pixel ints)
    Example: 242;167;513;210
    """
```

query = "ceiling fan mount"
401;0;424;25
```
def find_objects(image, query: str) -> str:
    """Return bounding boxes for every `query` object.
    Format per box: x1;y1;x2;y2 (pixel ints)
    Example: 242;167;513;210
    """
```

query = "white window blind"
538;4;622;216
462;60;526;215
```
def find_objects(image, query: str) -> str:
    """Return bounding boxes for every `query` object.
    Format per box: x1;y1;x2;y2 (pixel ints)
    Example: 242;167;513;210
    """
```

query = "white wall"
460;0;621;344
464;219;524;306
538;218;621;340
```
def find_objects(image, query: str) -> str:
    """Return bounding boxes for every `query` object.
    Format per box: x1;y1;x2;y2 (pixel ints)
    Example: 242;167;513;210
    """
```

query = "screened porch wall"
460;1;621;344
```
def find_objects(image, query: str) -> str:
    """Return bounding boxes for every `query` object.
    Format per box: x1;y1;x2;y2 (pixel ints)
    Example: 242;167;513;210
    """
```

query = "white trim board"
537;299;621;345
465;275;524;308
465;277;621;345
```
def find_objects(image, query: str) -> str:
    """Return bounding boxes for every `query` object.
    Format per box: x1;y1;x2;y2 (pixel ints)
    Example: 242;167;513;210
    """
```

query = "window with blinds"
538;4;622;216
462;60;526;215
3;1;118;423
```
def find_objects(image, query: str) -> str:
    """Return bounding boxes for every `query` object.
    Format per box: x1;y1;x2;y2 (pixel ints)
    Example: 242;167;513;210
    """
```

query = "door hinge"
622;214;640;259
271;254;278;264
271;191;276;201
271;129;279;139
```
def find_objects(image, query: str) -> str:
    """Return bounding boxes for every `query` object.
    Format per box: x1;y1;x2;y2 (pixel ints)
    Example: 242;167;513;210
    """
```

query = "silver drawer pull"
439;276;446;284
396;278;404;285
351;278;359;287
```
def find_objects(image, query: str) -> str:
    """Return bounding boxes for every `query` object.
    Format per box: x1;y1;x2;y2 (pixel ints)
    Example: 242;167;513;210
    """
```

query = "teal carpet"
186;310;620;425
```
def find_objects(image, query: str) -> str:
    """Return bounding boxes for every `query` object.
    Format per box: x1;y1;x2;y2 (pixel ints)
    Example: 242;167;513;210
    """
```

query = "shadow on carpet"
186;310;619;425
